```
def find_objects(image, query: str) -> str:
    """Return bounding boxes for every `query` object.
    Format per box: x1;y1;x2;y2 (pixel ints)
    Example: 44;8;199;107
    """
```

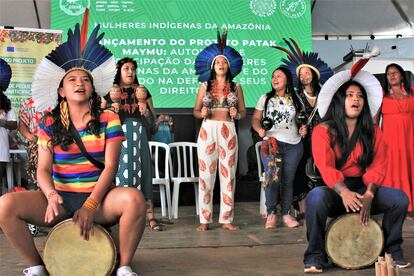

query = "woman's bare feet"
197;224;209;231
222;223;240;231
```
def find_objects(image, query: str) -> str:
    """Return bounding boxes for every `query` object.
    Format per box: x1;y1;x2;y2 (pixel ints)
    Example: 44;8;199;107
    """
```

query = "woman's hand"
111;103;120;113
201;107;209;118
340;188;363;213
44;193;64;224
138;101;147;115
299;125;308;138
360;191;374;225
258;128;266;138
73;207;95;240
229;107;237;119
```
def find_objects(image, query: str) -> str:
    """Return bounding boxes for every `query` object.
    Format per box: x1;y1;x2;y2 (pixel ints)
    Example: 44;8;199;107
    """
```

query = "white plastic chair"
255;141;267;218
168;142;199;219
148;141;172;220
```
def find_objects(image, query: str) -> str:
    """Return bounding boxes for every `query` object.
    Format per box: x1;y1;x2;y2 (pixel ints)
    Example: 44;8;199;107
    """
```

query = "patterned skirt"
116;118;153;200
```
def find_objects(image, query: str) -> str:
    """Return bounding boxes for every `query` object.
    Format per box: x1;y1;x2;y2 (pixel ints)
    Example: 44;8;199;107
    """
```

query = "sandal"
147;218;163;231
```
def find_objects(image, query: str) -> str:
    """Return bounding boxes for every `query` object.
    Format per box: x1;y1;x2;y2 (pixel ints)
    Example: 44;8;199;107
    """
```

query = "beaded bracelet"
47;190;58;201
82;197;99;212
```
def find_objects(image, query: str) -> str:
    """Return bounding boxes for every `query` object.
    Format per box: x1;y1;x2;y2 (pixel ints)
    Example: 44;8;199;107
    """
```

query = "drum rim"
325;213;384;270
43;218;117;275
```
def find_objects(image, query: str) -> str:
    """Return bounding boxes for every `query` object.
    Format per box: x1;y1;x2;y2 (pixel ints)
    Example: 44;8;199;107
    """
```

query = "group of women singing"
0;9;413;275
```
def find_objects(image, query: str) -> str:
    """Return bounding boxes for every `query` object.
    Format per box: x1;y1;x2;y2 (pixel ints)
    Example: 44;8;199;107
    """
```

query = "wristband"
47;190;58;201
82;197;99;211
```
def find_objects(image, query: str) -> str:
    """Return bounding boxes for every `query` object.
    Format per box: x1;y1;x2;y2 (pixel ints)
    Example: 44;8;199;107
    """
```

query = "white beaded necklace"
304;90;316;100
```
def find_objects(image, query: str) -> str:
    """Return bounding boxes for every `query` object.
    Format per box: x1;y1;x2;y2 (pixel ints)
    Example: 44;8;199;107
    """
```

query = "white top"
0;107;16;162
255;94;301;144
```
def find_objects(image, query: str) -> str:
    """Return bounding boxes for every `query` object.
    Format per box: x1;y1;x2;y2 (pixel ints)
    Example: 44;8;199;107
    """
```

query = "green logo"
250;0;276;17
60;0;90;16
280;0;306;19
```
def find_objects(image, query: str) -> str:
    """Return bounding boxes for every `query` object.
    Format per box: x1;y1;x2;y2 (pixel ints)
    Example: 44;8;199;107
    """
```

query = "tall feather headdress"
32;9;116;112
272;38;333;85
0;58;12;92
317;46;382;119
195;30;243;82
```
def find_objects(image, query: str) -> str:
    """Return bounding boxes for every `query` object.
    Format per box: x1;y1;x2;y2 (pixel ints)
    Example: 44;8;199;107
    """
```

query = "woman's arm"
251;109;266;138
18;121;35;142
146;97;157;120
235;83;246;120
193;84;208;119
88;139;122;204
37;142;64;223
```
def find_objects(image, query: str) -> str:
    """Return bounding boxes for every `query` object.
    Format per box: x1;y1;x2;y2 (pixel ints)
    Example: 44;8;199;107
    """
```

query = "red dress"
381;88;414;211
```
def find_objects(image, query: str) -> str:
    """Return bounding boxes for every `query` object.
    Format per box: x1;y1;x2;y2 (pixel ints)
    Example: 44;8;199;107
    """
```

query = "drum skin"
326;213;383;269
43;219;116;276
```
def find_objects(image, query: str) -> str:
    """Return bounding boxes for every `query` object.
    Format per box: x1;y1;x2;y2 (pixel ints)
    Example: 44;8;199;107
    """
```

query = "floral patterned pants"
197;120;238;224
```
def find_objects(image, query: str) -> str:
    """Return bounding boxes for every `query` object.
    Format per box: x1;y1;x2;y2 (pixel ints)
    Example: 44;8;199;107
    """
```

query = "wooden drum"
43;219;116;276
326;213;383;269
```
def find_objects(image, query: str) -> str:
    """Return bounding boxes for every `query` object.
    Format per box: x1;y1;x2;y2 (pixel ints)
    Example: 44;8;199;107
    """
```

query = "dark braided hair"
44;72;102;151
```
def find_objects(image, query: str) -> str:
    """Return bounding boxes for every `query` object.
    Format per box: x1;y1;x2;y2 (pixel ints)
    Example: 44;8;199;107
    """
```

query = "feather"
80;8;89;53
282;38;302;63
289;38;303;61
271;46;299;63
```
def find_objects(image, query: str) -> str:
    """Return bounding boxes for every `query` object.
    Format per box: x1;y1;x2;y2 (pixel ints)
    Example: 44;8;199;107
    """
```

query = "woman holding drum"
0;10;145;276
303;48;410;273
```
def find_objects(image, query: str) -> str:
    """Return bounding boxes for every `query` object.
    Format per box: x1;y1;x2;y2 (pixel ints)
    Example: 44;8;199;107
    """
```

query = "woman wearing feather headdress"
193;30;246;231
273;38;333;211
0;58;18;193
0;10;145;276
303;49;410;273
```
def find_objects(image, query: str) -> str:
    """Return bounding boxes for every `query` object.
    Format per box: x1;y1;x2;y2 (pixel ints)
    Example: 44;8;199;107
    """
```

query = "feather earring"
60;98;70;130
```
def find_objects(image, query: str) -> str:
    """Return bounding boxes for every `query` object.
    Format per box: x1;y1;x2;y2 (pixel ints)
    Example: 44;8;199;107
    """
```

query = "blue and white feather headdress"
195;30;243;82
273;38;333;85
32;9;115;112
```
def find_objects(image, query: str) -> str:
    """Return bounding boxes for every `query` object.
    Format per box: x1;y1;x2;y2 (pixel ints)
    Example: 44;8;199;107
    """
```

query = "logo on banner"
250;0;276;17
60;0;90;16
280;0;306;18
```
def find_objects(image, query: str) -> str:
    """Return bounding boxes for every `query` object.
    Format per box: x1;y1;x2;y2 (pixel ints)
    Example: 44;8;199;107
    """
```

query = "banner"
0;28;62;112
51;0;311;108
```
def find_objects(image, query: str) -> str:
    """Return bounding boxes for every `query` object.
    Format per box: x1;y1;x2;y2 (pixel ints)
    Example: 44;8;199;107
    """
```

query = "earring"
60;98;70;130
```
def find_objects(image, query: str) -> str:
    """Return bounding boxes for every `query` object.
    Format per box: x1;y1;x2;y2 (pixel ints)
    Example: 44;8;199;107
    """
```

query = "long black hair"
0;91;11;113
265;66;302;111
113;57;139;86
206;56;236;92
45;72;102;151
323;80;374;169
297;67;321;96
383;63;411;96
